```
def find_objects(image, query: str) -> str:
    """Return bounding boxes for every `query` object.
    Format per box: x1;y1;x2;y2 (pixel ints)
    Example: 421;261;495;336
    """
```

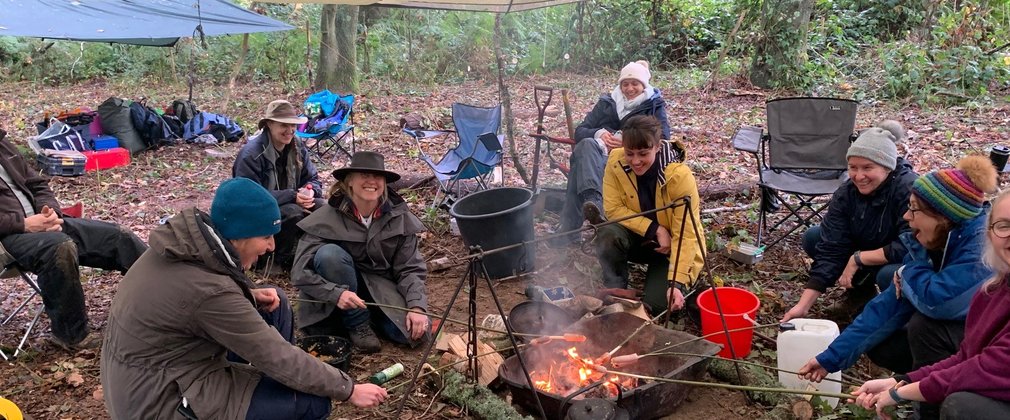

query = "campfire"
499;312;722;420
530;345;640;399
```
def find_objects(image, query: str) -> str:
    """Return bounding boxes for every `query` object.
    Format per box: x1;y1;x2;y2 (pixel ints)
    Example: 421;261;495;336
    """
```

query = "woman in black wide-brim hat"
291;151;430;353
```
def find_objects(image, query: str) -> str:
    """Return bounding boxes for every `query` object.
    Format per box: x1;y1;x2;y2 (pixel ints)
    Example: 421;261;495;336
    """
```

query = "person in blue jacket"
552;60;672;246
799;156;997;389
781;123;918;323
233;100;325;270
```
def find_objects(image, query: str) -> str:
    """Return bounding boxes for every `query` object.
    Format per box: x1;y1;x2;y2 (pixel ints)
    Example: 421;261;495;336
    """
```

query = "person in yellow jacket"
597;115;705;312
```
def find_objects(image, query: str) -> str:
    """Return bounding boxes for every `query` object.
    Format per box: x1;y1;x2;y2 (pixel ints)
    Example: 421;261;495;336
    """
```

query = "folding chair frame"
732;97;858;250
1;264;44;360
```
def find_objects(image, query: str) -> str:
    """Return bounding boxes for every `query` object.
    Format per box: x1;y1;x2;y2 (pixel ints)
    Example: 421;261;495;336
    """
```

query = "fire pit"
499;312;721;419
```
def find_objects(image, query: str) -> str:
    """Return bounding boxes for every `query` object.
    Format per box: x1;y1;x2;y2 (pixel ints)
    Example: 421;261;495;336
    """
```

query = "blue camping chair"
403;103;504;208
296;90;355;162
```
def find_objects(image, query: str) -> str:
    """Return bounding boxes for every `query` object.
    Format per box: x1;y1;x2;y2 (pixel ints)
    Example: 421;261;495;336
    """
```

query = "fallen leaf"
92;386;104;401
67;372;85;387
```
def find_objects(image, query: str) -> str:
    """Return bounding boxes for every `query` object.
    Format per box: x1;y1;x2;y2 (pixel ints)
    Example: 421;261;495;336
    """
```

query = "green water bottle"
368;363;404;385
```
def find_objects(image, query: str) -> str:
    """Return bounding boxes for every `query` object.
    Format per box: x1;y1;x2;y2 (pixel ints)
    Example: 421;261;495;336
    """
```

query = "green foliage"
441;370;533;420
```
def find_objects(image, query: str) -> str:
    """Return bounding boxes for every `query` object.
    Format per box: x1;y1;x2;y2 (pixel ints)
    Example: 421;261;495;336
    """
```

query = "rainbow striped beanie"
911;168;985;224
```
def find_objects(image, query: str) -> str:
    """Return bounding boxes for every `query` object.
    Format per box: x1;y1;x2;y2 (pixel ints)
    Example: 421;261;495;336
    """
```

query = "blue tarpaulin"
0;0;293;47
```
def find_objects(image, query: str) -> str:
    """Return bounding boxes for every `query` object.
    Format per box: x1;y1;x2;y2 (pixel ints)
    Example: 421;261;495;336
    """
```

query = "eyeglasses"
907;207;923;219
991;220;1010;238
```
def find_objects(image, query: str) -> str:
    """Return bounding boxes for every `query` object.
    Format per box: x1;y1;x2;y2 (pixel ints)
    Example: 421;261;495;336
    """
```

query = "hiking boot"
582;201;606;225
47;333;101;353
348;324;381;354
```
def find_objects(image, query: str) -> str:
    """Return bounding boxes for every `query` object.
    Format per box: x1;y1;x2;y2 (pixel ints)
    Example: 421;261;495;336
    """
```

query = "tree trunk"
749;0;815;89
316;4;359;93
494;14;530;186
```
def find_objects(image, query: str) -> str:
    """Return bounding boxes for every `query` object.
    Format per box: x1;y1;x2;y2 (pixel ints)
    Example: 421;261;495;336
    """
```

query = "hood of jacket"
148;208;256;300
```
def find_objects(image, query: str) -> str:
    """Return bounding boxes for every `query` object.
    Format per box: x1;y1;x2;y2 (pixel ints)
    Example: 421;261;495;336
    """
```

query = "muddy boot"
48;332;101;353
580;191;606;225
349;323;381;354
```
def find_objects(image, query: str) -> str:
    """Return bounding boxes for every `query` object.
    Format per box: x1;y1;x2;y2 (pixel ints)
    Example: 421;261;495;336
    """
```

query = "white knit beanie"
846;127;898;171
618;60;651;85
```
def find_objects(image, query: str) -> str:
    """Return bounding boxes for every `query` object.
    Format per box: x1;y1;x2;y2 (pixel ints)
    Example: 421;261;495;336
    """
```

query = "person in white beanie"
552;60;672;247
782;125;919;324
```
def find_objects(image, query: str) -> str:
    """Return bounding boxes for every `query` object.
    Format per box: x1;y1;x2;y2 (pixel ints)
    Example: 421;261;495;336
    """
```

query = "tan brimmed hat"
258;100;308;129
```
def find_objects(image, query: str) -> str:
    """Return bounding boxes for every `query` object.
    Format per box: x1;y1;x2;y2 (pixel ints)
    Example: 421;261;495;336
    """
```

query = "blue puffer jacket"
574;89;671;141
816;207;991;373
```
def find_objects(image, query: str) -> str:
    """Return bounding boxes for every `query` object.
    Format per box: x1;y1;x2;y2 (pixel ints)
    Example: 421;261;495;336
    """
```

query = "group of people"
5;58;1010;419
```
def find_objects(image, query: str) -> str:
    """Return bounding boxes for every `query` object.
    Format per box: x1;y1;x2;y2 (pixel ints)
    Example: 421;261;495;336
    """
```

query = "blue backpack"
183;112;244;143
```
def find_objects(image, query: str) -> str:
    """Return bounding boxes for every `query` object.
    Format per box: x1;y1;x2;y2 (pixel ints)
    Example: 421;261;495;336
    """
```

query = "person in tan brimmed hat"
552;60;672;247
291;151;430;354
233;99;323;271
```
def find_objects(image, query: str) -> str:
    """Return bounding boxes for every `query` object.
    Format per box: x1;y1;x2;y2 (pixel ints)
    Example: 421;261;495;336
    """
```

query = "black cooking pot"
297;335;353;372
507;301;576;341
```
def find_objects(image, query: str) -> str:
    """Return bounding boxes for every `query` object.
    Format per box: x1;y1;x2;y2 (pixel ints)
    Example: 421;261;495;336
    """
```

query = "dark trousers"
557;139;606;242
940;392;1010;420
261;199;324;270
1;217;147;344
301;243;408;344
803;225;900;292
238;286;332;420
596;223;672;311
865;312;965;420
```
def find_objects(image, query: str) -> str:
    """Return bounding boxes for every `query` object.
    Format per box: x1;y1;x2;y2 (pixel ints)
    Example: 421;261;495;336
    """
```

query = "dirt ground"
2;72;1009;419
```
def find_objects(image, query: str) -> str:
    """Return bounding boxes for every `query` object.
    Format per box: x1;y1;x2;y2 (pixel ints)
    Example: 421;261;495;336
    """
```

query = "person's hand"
295;188;315;210
337;290;367;310
601;131;622;150
797;358;829;382
851;378;897;409
347;384;388;408
666;285;686;311
870;389;898;420
655;227;672;255
838;255;858;288
405;309;429;341
24;205;62;233
251;288;281;312
780;303;809;323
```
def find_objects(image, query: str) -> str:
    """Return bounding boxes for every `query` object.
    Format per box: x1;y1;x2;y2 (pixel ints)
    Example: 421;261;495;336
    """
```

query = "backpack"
171;99;198;124
98;97;145;154
129;100;177;149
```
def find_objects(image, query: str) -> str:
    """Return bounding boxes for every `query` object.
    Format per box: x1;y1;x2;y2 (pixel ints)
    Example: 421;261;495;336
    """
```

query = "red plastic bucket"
697;287;760;358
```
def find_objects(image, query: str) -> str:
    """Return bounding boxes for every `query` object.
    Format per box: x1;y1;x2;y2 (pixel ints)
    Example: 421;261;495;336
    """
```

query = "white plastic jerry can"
777;319;842;408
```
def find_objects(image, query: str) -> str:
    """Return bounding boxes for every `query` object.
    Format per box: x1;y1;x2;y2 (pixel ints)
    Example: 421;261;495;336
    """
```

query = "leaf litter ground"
2;73;1009;419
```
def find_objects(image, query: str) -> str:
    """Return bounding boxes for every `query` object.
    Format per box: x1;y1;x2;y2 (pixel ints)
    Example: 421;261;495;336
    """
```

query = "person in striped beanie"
800;155;997;419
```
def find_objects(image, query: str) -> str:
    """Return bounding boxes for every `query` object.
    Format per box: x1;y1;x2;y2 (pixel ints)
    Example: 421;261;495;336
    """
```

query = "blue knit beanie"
211;178;282;240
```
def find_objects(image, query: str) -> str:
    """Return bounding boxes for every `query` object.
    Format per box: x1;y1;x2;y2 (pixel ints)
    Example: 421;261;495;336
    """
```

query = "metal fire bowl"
499;312;721;420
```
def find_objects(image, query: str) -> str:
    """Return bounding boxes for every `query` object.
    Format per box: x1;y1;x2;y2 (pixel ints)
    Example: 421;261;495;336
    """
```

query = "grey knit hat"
846;127;898;171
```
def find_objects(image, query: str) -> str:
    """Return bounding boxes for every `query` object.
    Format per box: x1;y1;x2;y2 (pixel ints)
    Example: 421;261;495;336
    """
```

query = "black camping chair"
732;97;858;250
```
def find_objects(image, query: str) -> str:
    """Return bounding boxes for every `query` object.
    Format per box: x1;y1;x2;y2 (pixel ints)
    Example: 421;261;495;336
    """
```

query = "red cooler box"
83;147;130;171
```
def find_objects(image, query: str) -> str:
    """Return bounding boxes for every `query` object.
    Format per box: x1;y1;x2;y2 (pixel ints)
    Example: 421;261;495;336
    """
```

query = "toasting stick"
529;333;588;345
595;321;651;365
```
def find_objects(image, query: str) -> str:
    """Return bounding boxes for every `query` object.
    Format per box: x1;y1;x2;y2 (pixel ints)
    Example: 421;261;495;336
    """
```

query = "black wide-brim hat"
332;151;401;183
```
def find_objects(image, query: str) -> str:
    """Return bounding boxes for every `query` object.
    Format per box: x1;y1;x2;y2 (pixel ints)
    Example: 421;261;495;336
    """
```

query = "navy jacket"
232;132;322;206
816;208;991;373
806;157;919;292
574;89;671;141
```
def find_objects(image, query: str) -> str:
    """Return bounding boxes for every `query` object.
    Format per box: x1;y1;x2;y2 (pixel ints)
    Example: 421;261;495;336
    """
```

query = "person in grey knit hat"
846;127;898;171
782;125;919;324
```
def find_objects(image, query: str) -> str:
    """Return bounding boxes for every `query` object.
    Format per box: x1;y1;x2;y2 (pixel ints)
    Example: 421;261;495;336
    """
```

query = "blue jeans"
309;244;409;344
803;225;898;291
557;139;607;242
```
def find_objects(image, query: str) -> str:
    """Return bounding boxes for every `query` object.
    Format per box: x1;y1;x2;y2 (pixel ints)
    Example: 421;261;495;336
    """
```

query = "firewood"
444;334;504;387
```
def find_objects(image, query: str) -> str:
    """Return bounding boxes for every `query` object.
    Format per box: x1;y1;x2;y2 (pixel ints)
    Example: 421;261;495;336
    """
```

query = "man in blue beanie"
101;178;387;420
